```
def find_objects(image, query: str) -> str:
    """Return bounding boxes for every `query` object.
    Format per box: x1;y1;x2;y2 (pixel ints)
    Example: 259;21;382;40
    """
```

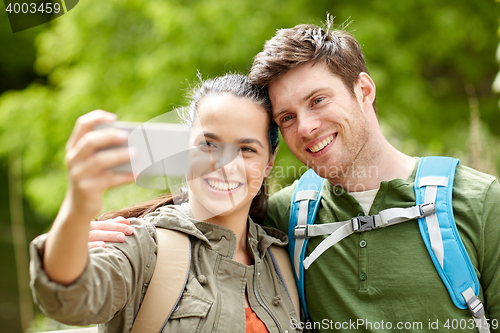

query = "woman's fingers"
66;110;117;151
62;110;136;218
65;110;135;194
68;146;134;185
66;128;130;169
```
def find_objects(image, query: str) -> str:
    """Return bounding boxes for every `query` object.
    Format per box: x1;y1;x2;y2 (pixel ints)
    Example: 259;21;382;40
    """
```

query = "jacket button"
360;273;367;281
360;240;367;248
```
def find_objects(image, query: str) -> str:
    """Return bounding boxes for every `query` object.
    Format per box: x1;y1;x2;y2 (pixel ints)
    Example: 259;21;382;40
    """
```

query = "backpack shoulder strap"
415;156;488;332
288;168;324;320
131;228;191;333
269;245;300;317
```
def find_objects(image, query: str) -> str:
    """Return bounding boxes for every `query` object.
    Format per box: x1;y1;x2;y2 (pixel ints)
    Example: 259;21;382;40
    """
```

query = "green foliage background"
1;0;499;332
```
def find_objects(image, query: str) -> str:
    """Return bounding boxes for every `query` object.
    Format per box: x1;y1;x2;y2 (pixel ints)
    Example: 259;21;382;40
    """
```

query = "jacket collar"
150;203;288;260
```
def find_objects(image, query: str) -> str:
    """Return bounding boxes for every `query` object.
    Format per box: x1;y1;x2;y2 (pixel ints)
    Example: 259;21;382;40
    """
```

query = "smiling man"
248;23;500;332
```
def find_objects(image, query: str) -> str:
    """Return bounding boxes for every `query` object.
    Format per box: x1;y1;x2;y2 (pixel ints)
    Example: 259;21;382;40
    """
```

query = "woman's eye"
199;141;217;149
282;115;294;123
240;147;256;153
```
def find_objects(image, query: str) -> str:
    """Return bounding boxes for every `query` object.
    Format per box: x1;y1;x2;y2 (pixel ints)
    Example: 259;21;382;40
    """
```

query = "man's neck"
326;137;416;192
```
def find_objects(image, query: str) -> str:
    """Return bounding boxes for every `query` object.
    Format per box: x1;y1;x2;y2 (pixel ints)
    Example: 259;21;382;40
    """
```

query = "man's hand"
88;217;134;249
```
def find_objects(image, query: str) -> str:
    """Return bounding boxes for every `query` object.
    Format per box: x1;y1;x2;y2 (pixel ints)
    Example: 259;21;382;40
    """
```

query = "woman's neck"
189;197;253;265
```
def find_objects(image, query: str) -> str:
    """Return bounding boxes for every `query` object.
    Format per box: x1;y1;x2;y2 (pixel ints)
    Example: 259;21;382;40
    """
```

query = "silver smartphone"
93;121;190;177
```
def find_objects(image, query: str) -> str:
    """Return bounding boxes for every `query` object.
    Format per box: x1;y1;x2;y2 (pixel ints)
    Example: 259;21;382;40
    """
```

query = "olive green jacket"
30;204;301;333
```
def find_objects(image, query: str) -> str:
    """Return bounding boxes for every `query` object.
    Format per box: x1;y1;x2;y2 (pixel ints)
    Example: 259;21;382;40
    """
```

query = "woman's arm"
43;110;135;285
31;218;157;325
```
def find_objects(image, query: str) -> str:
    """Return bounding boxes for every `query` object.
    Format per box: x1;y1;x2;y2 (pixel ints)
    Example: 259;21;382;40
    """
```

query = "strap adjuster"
352;215;376;232
294;225;309;239
467;295;485;319
418;202;436;217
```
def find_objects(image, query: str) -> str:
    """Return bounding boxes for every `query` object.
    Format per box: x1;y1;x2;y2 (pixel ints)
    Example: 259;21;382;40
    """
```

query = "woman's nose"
213;143;240;173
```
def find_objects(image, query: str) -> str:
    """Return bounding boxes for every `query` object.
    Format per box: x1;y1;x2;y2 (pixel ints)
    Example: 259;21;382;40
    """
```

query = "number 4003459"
6;2;61;14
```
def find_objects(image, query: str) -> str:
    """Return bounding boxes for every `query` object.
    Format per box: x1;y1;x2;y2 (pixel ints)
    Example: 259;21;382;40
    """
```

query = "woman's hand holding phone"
44;110;135;285
64;110;136;219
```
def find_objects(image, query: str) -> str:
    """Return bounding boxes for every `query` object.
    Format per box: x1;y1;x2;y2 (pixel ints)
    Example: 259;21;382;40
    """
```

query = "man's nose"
296;111;321;138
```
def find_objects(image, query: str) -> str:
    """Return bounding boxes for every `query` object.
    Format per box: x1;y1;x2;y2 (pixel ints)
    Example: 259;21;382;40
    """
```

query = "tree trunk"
8;150;33;332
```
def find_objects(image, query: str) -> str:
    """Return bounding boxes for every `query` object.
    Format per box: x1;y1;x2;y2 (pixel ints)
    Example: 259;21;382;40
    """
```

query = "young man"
89;24;500;332
248;24;500;332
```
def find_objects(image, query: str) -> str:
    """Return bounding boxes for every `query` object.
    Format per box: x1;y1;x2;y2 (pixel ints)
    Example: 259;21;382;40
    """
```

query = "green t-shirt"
266;161;500;332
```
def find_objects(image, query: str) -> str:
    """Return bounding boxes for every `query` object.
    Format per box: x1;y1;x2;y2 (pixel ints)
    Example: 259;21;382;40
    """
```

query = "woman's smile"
204;177;244;195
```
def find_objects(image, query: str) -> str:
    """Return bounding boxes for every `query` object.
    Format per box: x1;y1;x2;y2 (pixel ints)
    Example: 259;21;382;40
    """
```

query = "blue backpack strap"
415;157;487;328
288;169;324;320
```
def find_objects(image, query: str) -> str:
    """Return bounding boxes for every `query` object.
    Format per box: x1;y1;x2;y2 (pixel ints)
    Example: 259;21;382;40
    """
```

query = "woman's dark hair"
100;73;279;224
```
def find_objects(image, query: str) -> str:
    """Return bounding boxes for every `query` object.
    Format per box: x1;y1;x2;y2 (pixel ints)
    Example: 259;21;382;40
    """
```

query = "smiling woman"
187;93;275;224
29;74;300;333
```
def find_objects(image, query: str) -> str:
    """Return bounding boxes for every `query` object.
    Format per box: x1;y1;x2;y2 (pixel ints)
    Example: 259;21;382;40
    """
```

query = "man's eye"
313;97;324;105
282;115;294;122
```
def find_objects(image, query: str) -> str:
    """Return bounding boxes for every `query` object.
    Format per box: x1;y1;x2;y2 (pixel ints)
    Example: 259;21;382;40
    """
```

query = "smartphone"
93;121;190;177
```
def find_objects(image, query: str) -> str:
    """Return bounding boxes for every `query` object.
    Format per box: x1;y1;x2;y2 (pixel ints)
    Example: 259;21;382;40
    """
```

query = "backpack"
133;228;300;332
48;227;299;333
288;156;490;332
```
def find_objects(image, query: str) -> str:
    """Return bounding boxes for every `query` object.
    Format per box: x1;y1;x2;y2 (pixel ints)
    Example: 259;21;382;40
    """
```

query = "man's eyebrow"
273;108;288;121
303;87;330;103
200;132;264;148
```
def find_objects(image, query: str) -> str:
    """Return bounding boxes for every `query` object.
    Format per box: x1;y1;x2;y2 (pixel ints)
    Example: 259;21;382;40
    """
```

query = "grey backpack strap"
131;228;191;333
269;245;300;317
39;329;98;333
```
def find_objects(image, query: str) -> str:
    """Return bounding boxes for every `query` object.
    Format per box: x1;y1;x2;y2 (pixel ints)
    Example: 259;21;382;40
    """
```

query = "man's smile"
306;133;337;154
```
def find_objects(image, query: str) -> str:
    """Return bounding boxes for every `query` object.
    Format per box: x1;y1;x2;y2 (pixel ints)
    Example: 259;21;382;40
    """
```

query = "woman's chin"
200;199;245;217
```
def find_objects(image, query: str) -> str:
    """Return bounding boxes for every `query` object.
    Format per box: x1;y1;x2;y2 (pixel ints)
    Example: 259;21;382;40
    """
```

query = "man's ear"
264;147;278;177
355;72;376;109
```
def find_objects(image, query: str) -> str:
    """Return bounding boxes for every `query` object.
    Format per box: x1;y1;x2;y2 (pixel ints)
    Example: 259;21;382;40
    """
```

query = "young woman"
30;74;301;333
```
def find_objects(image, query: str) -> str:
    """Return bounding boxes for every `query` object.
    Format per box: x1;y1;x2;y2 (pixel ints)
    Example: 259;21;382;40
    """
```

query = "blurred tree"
0;8;50;333
328;0;500;175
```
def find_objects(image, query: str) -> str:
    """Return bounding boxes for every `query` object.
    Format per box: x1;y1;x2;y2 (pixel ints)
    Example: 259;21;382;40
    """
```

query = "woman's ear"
264;147;278;177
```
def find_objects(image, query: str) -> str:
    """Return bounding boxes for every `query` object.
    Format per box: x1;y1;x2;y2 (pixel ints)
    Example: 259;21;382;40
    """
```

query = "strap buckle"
294;225;309;239
418;202;436;217
352;215;376;233
467;295;485;319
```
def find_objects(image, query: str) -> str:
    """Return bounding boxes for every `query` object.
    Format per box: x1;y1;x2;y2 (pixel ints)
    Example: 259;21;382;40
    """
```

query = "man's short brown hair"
249;21;374;110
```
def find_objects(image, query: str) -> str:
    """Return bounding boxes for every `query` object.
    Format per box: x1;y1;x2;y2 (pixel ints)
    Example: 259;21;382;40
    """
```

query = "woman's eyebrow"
200;131;220;140
200;132;264;149
237;138;264;148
